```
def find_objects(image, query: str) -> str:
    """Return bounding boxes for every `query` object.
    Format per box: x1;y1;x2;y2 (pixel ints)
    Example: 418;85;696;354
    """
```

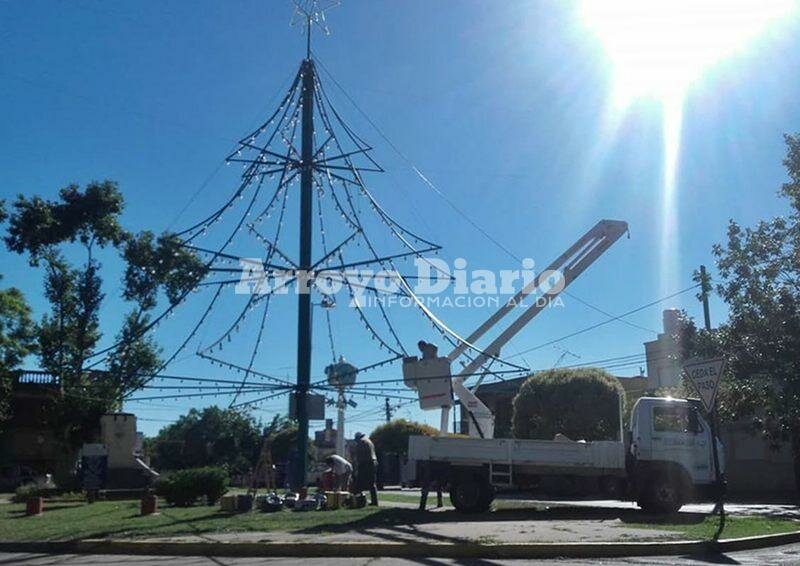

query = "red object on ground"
140;494;158;515
26;497;43;516
321;470;334;491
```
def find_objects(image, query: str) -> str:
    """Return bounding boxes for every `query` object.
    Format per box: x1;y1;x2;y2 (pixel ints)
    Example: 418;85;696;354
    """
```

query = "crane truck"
403;220;724;513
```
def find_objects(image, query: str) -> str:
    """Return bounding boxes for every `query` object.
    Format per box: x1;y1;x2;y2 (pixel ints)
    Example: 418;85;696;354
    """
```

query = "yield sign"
682;357;725;412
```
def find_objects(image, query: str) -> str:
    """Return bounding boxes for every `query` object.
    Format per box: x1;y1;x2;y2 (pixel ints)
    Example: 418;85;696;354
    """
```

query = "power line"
313;54;658;338
508;284;701;358
313;55;521;261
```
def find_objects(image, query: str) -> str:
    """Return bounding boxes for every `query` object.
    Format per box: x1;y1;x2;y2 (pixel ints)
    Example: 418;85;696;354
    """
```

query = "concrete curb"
2;531;800;559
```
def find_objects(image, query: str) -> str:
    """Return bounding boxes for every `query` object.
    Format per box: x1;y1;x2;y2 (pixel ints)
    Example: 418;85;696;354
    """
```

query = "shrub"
11;483;44;503
370;419;439;456
512;367;625;441
156;467;229;507
12;483;47;503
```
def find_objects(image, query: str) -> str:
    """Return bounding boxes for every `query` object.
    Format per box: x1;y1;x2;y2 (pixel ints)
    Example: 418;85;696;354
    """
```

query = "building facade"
0;370;69;476
643;309;683;390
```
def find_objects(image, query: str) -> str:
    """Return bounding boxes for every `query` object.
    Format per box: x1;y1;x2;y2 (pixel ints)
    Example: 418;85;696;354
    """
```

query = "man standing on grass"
353;432;379;506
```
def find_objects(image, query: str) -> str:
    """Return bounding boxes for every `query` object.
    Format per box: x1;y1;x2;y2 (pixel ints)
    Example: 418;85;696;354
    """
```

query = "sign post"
682;357;726;540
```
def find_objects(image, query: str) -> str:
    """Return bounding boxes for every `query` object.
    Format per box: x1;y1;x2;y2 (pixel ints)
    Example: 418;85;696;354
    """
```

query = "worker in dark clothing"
417;340;438;359
352;432;379;506
418;461;444;511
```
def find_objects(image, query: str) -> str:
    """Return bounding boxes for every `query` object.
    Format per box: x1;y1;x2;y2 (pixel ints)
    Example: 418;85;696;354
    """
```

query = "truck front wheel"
449;476;493;513
638;474;684;514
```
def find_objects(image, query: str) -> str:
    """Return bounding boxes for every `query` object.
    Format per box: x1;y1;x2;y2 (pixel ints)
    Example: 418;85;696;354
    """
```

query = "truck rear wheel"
449;476;493;513
638;474;684;514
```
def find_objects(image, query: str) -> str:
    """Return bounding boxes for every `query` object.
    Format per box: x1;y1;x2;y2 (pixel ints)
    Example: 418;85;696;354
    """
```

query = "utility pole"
698;264;725;539
699;265;712;331
336;389;346;455
293;55;315;490
384;397;392;423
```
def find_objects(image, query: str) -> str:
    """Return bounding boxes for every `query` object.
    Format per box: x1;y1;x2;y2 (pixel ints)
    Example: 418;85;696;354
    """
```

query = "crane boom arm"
453;219;628;382
449;219;628;438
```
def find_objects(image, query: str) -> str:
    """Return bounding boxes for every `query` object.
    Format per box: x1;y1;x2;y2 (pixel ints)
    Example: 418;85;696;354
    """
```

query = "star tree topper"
292;0;340;55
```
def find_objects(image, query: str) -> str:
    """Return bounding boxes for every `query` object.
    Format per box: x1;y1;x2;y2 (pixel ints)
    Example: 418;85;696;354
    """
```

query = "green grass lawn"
0;497;797;543
375;492;421;504
495;501;800;539
626;515;800;540
0;499;383;542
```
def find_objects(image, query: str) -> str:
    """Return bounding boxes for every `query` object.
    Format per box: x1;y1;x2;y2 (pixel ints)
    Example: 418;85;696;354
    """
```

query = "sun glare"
580;0;795;108
579;0;795;296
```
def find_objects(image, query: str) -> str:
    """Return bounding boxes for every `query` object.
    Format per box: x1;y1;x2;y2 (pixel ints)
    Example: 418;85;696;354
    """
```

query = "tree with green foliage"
147;407;264;476
3;180;206;448
512;367;625;441
369;419;439;457
689;134;800;493
0;277;37;430
264;419;300;464
260;415;316;480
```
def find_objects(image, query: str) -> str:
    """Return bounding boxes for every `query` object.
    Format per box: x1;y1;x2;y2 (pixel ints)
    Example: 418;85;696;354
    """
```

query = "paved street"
2;544;800;565
123;495;800;546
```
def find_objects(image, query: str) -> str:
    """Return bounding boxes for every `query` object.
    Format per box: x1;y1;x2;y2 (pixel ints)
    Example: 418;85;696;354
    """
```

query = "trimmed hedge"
156;466;229;507
512;367;625;441
370;419;439;456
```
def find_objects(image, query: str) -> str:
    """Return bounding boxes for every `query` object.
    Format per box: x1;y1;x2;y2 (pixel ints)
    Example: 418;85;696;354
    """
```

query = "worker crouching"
324;454;353;491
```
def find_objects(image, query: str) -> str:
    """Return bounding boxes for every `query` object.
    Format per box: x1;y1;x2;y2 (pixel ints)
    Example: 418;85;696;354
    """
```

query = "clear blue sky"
2;1;799;437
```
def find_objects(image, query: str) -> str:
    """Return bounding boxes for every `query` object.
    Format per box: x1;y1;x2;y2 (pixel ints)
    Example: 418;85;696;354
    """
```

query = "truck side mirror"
688;409;700;434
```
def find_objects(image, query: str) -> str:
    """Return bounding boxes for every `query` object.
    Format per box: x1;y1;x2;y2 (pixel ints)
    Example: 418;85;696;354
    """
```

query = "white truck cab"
627;397;724;512
631;397;722;485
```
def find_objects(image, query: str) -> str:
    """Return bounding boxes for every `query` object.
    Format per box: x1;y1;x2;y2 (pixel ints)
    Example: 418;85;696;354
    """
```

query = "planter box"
25;497;43;516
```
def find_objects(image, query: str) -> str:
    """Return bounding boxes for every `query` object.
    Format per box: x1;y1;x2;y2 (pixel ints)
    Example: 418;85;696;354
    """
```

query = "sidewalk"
384;488;800;519
134;500;682;545
2;497;799;559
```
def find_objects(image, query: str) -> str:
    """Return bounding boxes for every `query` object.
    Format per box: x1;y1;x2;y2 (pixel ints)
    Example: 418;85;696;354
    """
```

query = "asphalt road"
2;545;800;565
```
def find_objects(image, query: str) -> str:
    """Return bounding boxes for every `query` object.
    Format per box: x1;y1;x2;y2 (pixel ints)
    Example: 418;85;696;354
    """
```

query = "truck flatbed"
409;435;627;477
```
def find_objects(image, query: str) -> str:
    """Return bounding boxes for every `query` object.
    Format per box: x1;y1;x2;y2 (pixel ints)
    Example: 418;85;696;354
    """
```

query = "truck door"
649;404;711;483
692;410;717;483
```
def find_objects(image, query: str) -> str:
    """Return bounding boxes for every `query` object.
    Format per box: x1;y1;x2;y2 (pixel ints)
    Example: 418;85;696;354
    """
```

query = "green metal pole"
710;409;726;540
699;264;725;539
294;57;315;490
